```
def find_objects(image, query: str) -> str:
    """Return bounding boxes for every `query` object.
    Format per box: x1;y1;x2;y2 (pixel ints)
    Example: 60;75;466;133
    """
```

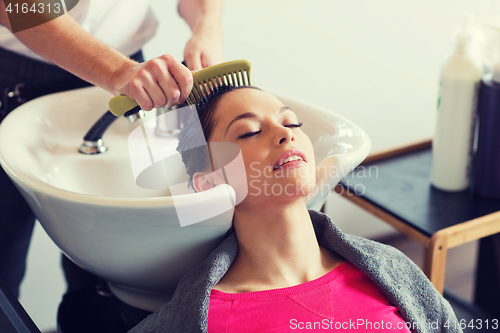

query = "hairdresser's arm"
178;0;224;70
0;3;191;111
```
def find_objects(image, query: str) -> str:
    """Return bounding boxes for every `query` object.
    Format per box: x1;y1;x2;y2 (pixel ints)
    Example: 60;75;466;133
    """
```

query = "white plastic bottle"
430;23;483;192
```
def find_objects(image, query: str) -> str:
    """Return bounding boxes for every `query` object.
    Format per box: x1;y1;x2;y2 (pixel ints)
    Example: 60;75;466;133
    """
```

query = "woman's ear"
192;169;226;193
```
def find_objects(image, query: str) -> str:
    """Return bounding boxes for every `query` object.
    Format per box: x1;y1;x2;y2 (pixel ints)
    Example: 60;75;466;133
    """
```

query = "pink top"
208;261;412;332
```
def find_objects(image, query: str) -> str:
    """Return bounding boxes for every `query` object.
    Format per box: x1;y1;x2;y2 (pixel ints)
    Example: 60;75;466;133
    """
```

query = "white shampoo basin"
0;87;370;311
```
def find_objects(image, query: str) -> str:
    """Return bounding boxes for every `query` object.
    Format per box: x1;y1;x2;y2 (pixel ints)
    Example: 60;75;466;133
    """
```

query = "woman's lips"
273;150;307;170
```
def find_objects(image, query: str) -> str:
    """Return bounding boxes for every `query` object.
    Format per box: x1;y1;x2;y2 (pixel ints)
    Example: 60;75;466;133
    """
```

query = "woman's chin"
245;179;315;204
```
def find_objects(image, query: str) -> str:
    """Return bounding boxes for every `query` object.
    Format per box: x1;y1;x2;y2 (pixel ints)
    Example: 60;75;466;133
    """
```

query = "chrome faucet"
155;103;186;137
78;108;145;155
79;59;188;154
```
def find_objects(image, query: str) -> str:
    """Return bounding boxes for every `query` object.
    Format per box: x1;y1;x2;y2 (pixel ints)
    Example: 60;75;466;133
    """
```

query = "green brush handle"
109;95;140;117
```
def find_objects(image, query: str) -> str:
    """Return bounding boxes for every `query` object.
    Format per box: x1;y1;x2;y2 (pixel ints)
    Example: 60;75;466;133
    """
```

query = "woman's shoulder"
309;210;417;266
309;211;462;332
309;210;432;299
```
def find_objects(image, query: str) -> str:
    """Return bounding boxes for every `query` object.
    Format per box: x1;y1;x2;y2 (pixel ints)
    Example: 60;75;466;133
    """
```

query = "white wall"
19;0;500;331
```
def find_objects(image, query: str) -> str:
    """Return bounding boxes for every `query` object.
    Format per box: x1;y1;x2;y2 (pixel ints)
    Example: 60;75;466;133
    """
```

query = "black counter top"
340;147;500;237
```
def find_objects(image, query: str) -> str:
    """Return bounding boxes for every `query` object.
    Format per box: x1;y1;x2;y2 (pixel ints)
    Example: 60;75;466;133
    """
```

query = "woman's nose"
275;126;294;145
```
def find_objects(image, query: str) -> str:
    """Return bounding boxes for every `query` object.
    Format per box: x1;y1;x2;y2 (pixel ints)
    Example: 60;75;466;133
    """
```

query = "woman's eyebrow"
225;112;256;136
224;106;293;136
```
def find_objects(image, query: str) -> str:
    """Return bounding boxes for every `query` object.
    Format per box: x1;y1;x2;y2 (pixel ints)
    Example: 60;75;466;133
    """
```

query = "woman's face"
205;88;316;207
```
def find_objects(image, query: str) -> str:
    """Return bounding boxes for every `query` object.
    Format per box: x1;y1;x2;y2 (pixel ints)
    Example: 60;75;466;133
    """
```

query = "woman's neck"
215;199;344;293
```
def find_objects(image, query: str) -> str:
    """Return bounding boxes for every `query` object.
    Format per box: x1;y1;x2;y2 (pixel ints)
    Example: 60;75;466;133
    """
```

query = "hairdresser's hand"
184;24;223;71
113;54;193;111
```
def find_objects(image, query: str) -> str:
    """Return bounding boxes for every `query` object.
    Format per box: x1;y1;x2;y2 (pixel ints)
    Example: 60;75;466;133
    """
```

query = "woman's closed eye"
237;122;304;140
238;130;262;139
284;122;303;129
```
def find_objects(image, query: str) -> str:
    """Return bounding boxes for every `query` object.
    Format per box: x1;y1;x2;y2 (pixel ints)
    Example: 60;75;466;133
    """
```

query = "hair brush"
108;59;252;117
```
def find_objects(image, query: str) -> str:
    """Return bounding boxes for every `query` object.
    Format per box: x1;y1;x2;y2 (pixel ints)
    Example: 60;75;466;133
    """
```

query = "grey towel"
129;210;461;333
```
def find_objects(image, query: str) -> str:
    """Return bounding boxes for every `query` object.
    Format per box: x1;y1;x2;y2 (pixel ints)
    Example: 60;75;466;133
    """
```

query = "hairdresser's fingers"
156;73;182;109
184;25;223;71
166;61;193;104
201;54;210;70
142;55;182;109
145;80;169;109
119;72;156;111
184;46;203;72
114;54;191;110
129;61;167;110
199;44;223;69
127;85;155;111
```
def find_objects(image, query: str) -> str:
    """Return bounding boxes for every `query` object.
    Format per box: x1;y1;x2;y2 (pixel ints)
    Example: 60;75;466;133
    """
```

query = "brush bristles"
186;70;251;106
